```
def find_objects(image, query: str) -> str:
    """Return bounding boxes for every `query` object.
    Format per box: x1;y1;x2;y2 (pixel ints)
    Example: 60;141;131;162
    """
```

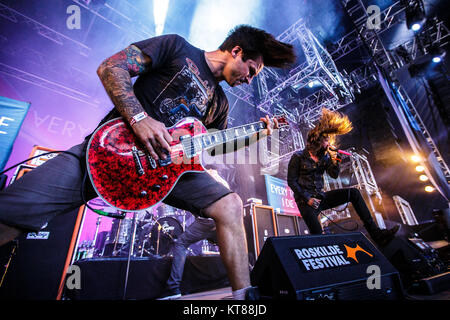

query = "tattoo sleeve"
97;45;151;122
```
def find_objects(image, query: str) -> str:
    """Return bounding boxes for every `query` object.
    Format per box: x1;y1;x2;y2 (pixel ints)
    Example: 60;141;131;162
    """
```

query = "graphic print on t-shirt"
153;58;214;126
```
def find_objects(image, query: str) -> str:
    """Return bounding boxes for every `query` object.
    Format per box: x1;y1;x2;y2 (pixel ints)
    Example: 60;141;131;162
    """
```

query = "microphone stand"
123;212;137;300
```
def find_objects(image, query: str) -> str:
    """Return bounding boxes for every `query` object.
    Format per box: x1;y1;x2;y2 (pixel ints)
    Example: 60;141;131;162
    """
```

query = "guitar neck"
183;120;268;157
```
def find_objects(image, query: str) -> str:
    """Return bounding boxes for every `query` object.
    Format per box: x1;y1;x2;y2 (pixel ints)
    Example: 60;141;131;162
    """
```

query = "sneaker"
244;286;261;300
371;225;400;247
157;288;182;300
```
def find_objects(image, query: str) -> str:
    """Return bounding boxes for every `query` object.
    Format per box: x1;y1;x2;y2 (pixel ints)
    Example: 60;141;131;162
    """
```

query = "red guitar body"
86;117;206;211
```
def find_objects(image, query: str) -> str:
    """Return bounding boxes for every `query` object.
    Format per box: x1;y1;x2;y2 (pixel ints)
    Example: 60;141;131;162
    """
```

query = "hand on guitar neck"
259;114;279;137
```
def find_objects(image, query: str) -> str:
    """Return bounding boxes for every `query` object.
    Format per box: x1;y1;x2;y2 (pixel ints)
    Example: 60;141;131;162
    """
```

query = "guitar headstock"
273;114;290;129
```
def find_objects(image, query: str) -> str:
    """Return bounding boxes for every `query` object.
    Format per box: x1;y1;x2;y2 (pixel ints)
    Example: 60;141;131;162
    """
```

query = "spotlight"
425;185;434;192
415;165;425;172
411;23;421;31
432;56;442;63
308;80;320;88
430;46;446;64
404;0;426;31
411;155;421;162
419;175;428;181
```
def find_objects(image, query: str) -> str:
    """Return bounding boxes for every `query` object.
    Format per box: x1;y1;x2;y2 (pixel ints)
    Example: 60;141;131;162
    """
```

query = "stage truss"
231;0;450;184
321;149;383;225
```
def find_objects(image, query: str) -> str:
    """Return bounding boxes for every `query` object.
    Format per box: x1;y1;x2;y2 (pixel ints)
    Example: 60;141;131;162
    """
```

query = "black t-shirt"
99;34;229;130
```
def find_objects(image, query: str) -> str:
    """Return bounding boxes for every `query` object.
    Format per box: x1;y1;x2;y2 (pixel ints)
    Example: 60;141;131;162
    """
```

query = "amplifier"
296;217;310;235
0;164;85;300
244;204;277;265
250;232;404;300
276;213;299;237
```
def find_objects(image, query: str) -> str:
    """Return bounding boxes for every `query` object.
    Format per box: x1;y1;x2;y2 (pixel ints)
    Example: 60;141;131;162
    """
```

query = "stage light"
425;185;434;192
419;175;428;181
430;47;446;64
432;56;441;63
411;23;421;31
405;0;426;31
411;155;421;162
188;0;262;51
153;0;170;36
308;80;321;88
415;165;425;172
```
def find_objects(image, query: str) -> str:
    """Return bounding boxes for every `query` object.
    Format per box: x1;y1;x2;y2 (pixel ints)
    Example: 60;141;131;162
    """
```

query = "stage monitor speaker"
296;217;310;235
244;204;277;265
0;165;85;300
250;232;404;300
276;213;298;237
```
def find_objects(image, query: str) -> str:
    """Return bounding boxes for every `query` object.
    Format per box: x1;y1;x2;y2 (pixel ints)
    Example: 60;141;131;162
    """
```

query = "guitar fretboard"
182;121;267;158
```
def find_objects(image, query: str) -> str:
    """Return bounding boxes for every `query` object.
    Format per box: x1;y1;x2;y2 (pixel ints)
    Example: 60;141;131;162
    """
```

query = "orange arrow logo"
344;244;373;263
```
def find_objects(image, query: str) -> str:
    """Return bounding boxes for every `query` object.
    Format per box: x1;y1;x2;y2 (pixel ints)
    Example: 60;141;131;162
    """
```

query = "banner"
264;174;300;216
0;96;30;171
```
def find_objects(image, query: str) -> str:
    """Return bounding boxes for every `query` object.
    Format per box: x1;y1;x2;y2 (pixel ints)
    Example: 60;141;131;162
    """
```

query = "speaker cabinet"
276;213;299;236
244;204;278;265
0;164;85;299
251;233;404;300
296;217;310;235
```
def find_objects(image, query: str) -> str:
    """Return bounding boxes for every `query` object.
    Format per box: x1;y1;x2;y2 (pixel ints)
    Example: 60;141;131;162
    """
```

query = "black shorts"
163;171;233;218
0;141;232;231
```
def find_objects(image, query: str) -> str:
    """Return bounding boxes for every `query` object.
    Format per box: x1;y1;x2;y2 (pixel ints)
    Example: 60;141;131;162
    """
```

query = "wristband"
130;112;148;126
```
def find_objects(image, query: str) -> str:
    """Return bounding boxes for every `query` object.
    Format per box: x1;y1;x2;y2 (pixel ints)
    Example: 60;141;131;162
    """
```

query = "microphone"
328;146;352;156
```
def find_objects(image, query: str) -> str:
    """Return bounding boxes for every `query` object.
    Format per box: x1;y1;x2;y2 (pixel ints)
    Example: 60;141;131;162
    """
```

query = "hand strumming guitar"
131;116;172;161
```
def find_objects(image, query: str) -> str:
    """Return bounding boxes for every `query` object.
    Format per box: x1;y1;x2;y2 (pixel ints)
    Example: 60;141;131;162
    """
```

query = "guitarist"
0;25;296;300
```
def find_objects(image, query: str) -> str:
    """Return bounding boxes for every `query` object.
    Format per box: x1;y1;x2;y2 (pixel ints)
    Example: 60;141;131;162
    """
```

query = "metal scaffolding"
260;127;304;176
393;195;419;225
321;150;383;226
226;18;353;120
337;0;450;187
0;2;91;57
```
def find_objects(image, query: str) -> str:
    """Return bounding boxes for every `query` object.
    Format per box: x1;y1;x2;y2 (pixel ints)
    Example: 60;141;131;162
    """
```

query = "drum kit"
99;204;194;258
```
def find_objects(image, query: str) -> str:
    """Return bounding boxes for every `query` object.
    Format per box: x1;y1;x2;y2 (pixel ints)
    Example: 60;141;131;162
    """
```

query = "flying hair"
306;108;353;148
219;25;296;68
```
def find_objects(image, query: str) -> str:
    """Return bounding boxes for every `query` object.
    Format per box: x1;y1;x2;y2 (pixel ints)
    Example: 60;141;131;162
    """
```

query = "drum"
157;204;177;217
149;217;183;256
103;218;133;256
105;218;133;245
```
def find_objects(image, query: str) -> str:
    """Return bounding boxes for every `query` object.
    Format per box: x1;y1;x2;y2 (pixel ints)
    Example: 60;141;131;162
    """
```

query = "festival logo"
292;242;375;272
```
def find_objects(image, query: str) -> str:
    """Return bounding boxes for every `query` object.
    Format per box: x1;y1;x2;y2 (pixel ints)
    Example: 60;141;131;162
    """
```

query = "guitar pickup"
157;149;172;167
132;146;145;176
158;155;172;167
147;154;157;169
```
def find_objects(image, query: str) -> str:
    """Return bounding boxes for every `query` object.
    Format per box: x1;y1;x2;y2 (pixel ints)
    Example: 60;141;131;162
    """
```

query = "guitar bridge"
132;146;145;176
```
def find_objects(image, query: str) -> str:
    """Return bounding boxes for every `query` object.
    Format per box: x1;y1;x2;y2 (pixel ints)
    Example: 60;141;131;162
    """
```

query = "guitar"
86;115;288;212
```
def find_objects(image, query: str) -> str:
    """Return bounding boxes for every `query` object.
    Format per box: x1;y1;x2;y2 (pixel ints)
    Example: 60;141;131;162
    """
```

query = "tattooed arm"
97;45;172;160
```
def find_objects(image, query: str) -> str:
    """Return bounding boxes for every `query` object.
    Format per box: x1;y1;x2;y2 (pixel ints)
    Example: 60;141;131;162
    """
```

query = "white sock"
232;286;251;300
